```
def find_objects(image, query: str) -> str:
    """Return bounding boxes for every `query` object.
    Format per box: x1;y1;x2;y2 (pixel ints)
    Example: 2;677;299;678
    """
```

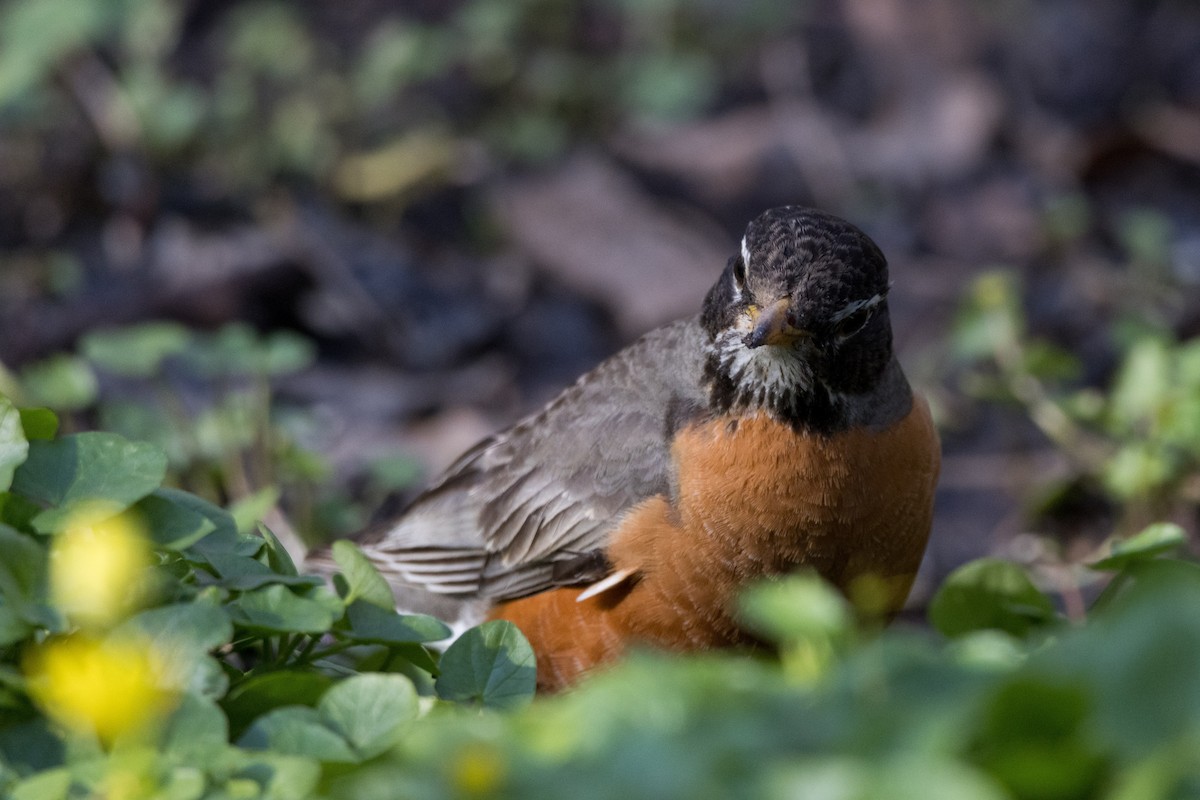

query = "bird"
314;206;940;692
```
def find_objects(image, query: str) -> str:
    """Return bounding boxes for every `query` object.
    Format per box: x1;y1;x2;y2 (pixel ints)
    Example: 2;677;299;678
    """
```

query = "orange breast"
490;398;940;691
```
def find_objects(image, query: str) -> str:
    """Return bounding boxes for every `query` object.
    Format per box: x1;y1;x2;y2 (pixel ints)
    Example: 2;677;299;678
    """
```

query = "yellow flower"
452;743;507;796
50;505;152;628
25;634;176;744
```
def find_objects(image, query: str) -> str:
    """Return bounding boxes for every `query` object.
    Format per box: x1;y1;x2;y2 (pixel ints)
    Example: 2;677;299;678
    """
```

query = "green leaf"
1102;442;1174;501
226;584;338;634
435;620;535;709
0;603;31;647
972;678;1104;799
0;397;27;491
1021;341;1082;382
232;753;322;799
1108;337;1171;432
950;272;1022;363
0;0;109;106
739;574;854;683
929;559;1058;639
121;602;234;692
366;453;423;492
331;540;395;608
1089;558;1200;619
203;551;323;591
0;525;58;629
18;408;58;440
0;491;40;530
238;706;357;763
168;489;262;561
261;330;317;376
125;601;233;652
79;322;190;377
739;573;852;646
946;630;1027;671
1090;523;1186;571
222;670;334;740
161;693;230;763
229;486;280;535
342;599;451;644
134;491;218;550
1038;573;1200;756
771;758;1010;800
621;51;716;122
18;354;97;411
0;718;65;777
11;432;167;532
258;522;299;578
184;324;315;377
318;673;418;759
1119;207;1173;266
8;768;71;800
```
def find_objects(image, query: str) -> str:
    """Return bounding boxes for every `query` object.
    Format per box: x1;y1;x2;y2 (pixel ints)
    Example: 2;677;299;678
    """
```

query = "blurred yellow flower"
452;743;507;796
50;505;152;628
25;634;176;744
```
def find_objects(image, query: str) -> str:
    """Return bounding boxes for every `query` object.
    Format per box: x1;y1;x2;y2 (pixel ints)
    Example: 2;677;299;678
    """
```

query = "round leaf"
1089;523;1186;572
222;670;333;739
134;492;217;551
739;573;852;645
79;322;190;377
237;706;357;763
123;601;233;655
342;599;451;644
318;673;417;759
161;693;230;763
435;620;535;710
929;559;1057;639
11;433;167;532
18;355;97;411
331;540;394;608
226;584;338;634
18;408;59;441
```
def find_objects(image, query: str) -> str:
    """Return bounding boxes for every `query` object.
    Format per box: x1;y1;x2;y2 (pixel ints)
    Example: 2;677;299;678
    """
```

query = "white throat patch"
713;327;815;401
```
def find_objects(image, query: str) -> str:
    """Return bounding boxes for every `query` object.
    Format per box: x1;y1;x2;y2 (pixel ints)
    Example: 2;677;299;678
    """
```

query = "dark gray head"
700;206;895;431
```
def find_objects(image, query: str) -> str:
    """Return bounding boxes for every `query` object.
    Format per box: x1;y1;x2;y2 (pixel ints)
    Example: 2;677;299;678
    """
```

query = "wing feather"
360;318;708;601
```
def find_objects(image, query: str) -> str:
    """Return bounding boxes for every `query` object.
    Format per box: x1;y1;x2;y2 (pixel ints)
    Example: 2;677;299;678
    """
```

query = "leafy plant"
4;389;1200;799
951;270;1200;531
0;0;799;207
5;321;416;545
0;392;535;797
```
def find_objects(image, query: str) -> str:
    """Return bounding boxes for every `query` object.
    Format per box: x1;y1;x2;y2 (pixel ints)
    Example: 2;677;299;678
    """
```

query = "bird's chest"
667;403;938;589
601;399;937;649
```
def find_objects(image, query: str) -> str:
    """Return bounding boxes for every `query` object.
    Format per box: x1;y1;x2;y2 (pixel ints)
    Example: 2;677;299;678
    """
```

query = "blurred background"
1;0;1199;612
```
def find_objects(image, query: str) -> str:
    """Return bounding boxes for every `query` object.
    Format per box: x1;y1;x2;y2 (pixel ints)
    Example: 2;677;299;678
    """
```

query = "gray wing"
357;317;709;601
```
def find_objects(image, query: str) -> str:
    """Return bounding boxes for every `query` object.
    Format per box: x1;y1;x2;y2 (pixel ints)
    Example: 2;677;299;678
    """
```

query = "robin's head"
700;207;895;429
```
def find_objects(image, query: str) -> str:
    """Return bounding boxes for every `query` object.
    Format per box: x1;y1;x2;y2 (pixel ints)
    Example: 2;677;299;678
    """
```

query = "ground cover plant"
2;392;1200;799
3;1;1200;797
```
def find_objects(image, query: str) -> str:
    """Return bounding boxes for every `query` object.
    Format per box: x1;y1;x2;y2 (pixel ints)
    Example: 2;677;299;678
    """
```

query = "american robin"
321;206;940;692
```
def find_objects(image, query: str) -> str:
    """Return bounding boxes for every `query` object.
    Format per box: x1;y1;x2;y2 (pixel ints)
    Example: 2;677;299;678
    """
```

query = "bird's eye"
732;257;747;291
834;307;872;339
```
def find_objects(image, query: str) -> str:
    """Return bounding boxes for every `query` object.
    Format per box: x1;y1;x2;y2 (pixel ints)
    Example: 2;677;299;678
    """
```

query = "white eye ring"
830;293;885;338
732;236;751;296
732;257;747;292
835;308;872;338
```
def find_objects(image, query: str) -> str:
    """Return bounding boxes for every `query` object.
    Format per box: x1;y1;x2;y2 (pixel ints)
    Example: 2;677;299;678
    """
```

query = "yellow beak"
744;298;809;348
